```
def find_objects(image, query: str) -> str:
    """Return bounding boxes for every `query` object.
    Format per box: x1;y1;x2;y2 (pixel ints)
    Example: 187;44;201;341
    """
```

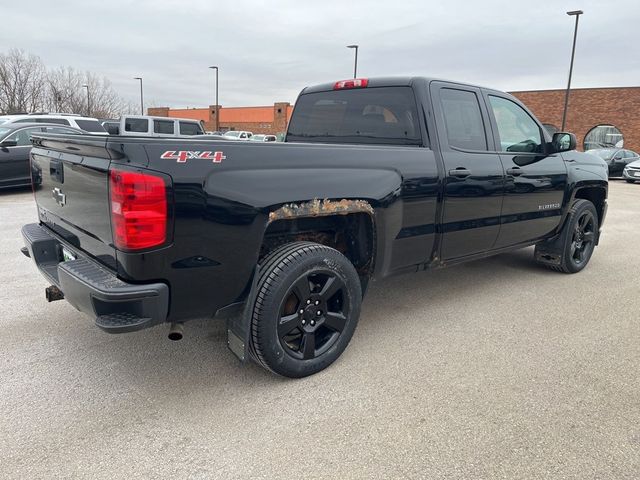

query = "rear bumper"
21;223;169;333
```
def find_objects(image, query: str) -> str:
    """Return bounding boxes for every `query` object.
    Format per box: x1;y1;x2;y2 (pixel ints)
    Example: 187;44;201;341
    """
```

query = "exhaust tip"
168;322;184;341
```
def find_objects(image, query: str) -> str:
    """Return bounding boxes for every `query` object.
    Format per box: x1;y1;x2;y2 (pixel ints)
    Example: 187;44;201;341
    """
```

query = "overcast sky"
3;0;638;108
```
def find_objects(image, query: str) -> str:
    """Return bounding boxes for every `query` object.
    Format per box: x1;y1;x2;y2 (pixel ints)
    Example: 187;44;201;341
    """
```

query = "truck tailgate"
30;134;116;269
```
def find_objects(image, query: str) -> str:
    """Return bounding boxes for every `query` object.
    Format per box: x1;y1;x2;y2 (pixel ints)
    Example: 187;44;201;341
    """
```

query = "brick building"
147;103;294;134
510;86;640;152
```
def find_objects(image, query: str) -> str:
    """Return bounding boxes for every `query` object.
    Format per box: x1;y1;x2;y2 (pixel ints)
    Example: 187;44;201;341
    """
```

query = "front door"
0;127;40;187
483;93;568;248
431;83;505;260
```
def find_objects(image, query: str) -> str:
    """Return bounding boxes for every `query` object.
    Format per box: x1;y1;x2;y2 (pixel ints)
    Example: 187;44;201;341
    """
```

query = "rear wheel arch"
261;200;376;289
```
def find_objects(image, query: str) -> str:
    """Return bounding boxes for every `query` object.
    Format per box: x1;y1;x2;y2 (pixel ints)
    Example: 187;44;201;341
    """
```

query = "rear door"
430;82;505;259
483;92;568;248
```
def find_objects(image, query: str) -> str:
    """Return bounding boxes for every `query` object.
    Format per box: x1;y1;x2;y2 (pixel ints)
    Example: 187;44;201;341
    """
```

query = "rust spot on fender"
268;198;374;223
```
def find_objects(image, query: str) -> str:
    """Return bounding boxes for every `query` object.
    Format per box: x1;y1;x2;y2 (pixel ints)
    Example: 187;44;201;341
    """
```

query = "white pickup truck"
107;115;206;137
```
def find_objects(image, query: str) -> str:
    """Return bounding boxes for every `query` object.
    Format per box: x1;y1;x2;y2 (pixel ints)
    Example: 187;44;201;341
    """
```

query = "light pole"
209;66;219;132
134;77;144;115
82;84;91;117
561;10;583;131
347;45;358;78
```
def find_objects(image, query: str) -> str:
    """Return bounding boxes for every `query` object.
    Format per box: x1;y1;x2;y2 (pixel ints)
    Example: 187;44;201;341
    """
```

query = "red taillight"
333;78;369;90
109;169;167;251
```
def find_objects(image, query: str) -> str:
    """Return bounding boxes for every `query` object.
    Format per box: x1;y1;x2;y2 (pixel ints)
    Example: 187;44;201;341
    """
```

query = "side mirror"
552;132;577;153
0;140;18;148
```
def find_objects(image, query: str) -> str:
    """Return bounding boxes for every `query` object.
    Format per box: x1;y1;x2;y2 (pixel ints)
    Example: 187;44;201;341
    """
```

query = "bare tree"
46;67;132;118
45;66;85;114
1;48;137;118
0;49;47;114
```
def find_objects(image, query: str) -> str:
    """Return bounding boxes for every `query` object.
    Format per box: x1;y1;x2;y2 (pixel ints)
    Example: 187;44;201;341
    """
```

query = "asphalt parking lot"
0;182;638;479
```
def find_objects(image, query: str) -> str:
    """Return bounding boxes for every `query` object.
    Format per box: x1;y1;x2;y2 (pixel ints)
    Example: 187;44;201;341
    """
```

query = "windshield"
225;131;240;137
588;149;616;160
287;86;422;146
0;118;11;125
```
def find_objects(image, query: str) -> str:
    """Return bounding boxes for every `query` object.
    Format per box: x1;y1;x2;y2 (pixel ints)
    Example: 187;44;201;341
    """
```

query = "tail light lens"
109;168;169;251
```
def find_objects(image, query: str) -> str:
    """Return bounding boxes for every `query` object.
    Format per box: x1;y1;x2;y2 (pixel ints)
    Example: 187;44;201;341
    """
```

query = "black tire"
250;242;362;378
626;179;636;184
536;199;598;273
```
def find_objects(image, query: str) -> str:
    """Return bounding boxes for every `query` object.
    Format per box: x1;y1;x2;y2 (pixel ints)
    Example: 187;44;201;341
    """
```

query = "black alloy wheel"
250;242;362;378
570;209;596;267
535;199;599;273
556;199;599;273
278;270;350;360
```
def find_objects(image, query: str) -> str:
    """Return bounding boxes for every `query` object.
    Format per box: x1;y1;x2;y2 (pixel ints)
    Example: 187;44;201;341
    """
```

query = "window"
489;96;543;153
34;118;70;126
14;117;68;125
5;127;42;146
125;118;149;133
584;125;623;150
588;149;616;160
286;86;421;146
75;119;105;132
43;127;80;135
154;120;174;134
179;122;201;135
440;88;487;151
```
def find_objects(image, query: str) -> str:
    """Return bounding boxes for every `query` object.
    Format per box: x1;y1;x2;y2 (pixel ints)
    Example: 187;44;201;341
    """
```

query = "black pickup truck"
21;77;608;377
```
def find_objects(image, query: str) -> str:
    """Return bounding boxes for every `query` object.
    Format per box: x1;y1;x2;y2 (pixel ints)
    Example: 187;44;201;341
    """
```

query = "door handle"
448;167;471;178
507;167;523;176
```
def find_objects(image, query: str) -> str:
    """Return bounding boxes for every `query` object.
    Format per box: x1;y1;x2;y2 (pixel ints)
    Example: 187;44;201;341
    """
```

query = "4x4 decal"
161;150;226;163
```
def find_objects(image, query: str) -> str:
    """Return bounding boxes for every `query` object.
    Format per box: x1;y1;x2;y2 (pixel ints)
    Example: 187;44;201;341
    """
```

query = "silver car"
623;158;640;183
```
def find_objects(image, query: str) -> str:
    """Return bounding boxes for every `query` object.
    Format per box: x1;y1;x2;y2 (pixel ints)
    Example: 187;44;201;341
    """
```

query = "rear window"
179;122;202;135
286;86;422;146
43;127;81;134
125;118;149;133
154;120;175;134
589;149;615;160
40;118;71;126
75;119;106;132
14;117;71;125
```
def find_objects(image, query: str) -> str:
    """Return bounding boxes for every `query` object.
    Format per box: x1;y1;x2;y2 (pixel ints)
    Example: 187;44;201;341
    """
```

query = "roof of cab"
299;76;497;95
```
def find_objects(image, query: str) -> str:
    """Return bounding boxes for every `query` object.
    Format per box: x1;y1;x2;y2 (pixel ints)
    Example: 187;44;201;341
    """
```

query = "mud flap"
219;266;261;362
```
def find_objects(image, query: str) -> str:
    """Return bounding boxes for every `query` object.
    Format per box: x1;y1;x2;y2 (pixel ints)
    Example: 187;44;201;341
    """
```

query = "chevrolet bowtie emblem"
52;187;66;207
